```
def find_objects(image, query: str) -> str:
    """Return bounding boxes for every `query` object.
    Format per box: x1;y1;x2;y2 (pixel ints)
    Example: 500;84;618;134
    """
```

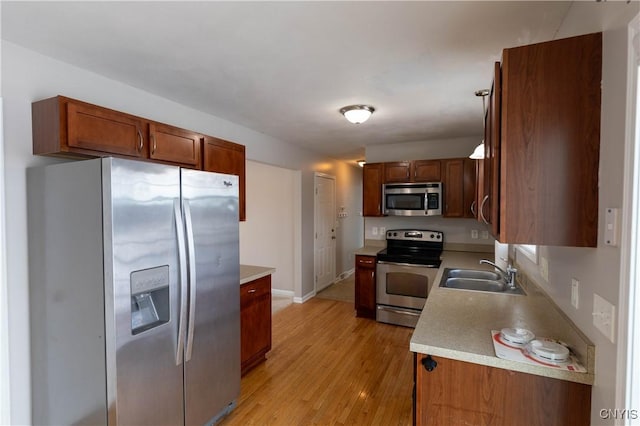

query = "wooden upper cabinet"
384;160;441;183
463;158;477;219
149;122;201;169
413;160;441;182
443;158;476;218
384;161;412;183
363;163;384;217
33;96;147;158
499;32;601;247
442;159;464;217
203;136;246;221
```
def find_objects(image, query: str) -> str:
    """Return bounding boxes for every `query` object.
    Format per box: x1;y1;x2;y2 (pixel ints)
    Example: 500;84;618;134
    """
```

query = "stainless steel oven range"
376;229;443;328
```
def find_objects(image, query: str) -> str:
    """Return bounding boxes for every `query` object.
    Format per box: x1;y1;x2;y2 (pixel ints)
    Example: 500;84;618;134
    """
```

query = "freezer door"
181;169;241;425
104;158;185;425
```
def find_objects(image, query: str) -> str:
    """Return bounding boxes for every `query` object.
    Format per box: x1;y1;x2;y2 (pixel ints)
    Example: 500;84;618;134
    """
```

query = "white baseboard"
294;291;316;304
335;268;355;283
271;289;294;298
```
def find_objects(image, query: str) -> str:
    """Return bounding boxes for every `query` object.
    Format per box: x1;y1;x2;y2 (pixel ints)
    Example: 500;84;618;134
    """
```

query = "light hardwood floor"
221;298;414;426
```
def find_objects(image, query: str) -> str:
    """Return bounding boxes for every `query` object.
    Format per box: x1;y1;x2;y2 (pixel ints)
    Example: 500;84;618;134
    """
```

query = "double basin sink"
439;268;525;295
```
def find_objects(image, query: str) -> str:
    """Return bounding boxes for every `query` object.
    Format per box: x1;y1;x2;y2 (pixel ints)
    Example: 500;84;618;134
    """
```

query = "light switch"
593;293;616;343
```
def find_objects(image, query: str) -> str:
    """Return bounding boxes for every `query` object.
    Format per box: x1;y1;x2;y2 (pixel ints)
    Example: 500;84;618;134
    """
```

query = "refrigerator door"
181;169;240;425
104;158;185;425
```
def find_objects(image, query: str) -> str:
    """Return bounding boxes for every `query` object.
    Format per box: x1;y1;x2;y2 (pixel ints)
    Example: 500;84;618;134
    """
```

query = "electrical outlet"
593;293;616;343
372;227;378;236
571;279;579;309
539;256;549;282
380;227;386;236
471;229;479;239
481;230;489;239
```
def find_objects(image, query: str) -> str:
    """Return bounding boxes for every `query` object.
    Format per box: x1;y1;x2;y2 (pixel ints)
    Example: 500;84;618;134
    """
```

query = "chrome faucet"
479;259;518;289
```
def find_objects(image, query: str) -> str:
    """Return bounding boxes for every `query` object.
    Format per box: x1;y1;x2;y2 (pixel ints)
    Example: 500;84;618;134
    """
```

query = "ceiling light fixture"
340;105;375;124
469;89;490;160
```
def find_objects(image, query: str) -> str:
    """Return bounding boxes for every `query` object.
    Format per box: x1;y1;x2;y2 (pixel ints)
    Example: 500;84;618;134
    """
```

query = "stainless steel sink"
444;277;506;292
446;269;502;281
439;268;525;295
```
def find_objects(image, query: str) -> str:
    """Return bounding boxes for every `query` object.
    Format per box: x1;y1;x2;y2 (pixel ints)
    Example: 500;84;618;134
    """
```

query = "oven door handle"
377;306;422;317
377;261;440;268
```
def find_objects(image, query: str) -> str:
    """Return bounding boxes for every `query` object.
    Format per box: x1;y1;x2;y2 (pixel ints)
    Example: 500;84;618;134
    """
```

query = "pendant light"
469;90;489;159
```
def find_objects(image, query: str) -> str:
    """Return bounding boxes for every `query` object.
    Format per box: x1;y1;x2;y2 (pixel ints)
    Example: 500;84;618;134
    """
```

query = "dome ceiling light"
339;105;375;124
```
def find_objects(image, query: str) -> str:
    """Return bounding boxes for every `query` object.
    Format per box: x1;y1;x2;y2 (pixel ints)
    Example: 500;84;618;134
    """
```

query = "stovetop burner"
377;229;443;267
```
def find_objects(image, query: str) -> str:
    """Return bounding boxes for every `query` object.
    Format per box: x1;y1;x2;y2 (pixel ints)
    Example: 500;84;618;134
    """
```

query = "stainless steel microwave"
382;182;442;216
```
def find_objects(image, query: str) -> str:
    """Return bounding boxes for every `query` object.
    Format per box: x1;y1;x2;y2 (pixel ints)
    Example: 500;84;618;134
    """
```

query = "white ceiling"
2;1;581;161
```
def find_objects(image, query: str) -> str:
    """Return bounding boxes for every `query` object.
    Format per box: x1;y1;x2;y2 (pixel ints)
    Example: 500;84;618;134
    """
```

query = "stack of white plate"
524;339;570;364
500;328;535;346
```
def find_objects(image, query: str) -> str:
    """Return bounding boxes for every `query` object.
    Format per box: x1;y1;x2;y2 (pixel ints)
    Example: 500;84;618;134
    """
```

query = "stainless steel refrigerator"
27;157;240;425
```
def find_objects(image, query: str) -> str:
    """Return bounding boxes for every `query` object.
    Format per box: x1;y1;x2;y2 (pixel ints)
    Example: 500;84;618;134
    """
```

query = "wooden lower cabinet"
355;255;376;319
414;354;591;426
240;275;272;376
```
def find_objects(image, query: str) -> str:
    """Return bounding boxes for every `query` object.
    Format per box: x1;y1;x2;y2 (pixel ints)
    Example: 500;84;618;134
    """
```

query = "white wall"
365;216;494;248
0;41;360;424
508;3;638;424
365;136;479;163
240;161;297;294
334;162;364;275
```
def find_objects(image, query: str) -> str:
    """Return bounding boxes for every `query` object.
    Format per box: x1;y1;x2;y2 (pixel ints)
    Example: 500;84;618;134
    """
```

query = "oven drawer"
376;304;421;328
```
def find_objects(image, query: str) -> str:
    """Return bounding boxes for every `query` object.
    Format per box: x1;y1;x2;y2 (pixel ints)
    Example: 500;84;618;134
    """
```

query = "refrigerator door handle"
174;200;188;366
183;200;197;362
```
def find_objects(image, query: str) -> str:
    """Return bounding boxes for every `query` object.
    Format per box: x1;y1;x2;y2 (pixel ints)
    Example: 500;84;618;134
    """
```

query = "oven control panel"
386;229;443;242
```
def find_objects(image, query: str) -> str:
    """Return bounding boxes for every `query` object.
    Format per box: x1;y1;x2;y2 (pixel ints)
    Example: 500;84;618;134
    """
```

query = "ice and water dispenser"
130;266;170;335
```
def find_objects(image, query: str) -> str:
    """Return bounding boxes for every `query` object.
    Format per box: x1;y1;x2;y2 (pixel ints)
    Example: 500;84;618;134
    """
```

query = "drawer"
356;255;376;269
240;276;271;300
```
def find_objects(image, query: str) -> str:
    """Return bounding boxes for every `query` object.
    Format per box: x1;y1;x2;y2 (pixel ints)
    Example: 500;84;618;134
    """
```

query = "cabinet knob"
421;355;438;372
248;289;257;294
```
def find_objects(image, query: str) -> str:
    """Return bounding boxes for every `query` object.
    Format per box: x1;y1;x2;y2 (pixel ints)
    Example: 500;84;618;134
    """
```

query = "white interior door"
314;174;336;292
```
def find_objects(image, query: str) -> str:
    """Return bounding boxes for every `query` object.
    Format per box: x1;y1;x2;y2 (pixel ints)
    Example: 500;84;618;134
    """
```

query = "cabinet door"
66;100;146;158
413;160;441;182
203;136;246;221
240;276;272;376
488;61;501;238
363;163;384;217
354;255;376;319
149;123;201;169
463;159;477;219
500;33;600;246
384;161;412;183
415;354;591;426
442;159;464;218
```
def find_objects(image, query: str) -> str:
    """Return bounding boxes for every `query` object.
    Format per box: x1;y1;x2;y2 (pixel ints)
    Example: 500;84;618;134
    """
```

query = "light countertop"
410;250;595;385
240;264;276;285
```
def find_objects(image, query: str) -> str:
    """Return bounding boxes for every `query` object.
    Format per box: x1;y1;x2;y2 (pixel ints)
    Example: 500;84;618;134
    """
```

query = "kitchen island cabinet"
414;354;591;426
240;266;274;376
411;250;595;425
